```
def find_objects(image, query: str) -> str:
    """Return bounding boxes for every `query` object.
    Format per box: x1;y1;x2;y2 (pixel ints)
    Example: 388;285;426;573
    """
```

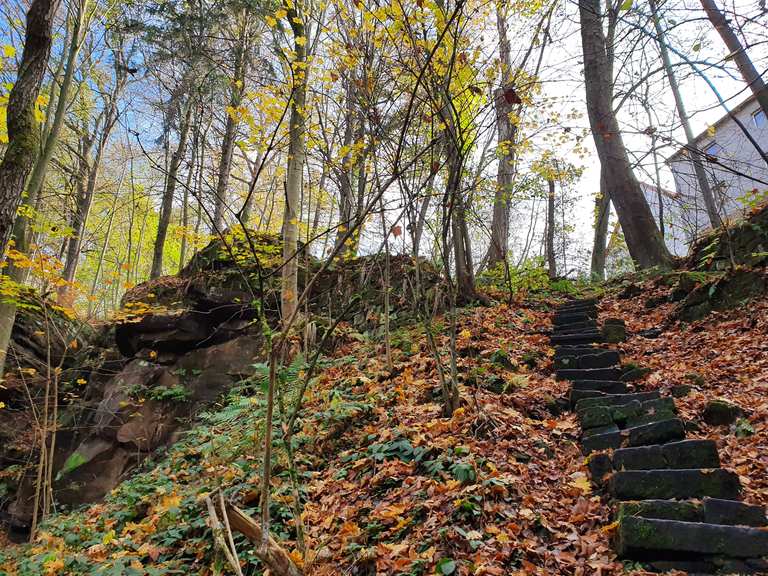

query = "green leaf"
436;558;456;575
619;0;633;10
57;451;87;480
692;41;701;52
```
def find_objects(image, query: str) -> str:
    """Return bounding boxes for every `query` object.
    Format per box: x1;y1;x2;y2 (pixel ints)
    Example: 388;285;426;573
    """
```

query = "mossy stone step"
554;350;620;370
552;321;598;334
553;312;593;325
557;367;622;381
550;331;603;345
609;468;741;501
612;439;720;471
614;516;768;558
646;558;768;575
617;498;767;527
575;391;661;411
553;345;601;358
579;397;676;430
571;379;628;393
581;418;685;454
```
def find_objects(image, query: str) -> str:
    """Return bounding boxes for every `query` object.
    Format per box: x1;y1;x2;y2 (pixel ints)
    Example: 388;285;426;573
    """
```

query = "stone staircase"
551;298;768;574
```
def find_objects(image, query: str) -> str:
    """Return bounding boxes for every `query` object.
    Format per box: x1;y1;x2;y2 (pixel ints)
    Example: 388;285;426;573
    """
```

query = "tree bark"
213;16;250;231
281;9;307;328
546;178;556;278
590;170;611;279
486;5;515;268
651;0;720;228
150;101;193;279
224;503;303;576
0;0;61;257
699;0;768;118
579;0;672;269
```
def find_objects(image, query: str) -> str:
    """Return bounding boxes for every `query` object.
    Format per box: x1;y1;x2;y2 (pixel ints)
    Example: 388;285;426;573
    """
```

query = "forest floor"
0;272;766;576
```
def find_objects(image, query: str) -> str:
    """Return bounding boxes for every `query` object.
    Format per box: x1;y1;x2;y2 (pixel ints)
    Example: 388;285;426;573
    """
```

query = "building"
646;94;768;256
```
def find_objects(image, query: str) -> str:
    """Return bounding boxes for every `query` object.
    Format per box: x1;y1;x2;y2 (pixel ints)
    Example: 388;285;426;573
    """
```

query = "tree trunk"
546;178;556;278
281;13;307;328
486;5;515;268
699;0;768;118
579;0;672;269
0;0;61;257
151;101;193;279
651;0;719;228
446;144;477;303
20;0;87;257
213;17;250;231
590;170;611;280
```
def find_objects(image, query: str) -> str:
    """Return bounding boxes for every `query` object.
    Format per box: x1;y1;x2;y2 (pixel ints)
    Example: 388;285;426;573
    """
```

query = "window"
753;109;767;128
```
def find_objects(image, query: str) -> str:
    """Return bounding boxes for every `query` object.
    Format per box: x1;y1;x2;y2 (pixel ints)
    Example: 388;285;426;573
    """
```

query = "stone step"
553;345;601;358
554;350;620;370
571;380;628;393
579;397;676;430
614;516;768;559
557;367;622;381
557;302;598;312
617;498;767;527
582;418;685;454
609;468;742;501
553;312;593;326
550;331;602;345
612;439;721;471
582;423;619;438
645;558;768;575
574;391;661;411
552;321;598;334
557;301;598;313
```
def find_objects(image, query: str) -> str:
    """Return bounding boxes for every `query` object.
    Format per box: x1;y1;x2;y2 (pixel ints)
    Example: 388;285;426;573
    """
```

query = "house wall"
666;100;768;253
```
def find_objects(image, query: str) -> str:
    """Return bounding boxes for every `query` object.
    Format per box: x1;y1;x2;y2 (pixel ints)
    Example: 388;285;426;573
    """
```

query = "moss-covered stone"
703;399;744;426
609;468;741;501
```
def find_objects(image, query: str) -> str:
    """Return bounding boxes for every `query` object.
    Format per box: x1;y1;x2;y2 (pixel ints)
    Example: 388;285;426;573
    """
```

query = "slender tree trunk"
579;0;672;269
281;11;307;327
486;5;515;268
214;17;250;231
699;0;768;117
546;178;556;278
151;101;193;279
650;0;719;228
333;77;356;255
21;0;87;254
590;170;611;279
446;144;477;303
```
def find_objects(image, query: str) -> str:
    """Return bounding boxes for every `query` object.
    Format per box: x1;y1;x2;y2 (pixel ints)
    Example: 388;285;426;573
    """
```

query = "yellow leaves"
0;402;5;410
102;529;116;545
2;45;15;58
458;328;471;339
148;350;158;360
76;378;87;385
568;474;591;494
295;36;307;47
43;557;64;575
275;8;288;19
265;15;277;27
157;493;181;513
601;520;620;534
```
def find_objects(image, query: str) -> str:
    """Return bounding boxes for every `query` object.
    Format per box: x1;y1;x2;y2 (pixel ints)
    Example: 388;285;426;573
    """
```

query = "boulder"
703;399;744;426
602;319;627;343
